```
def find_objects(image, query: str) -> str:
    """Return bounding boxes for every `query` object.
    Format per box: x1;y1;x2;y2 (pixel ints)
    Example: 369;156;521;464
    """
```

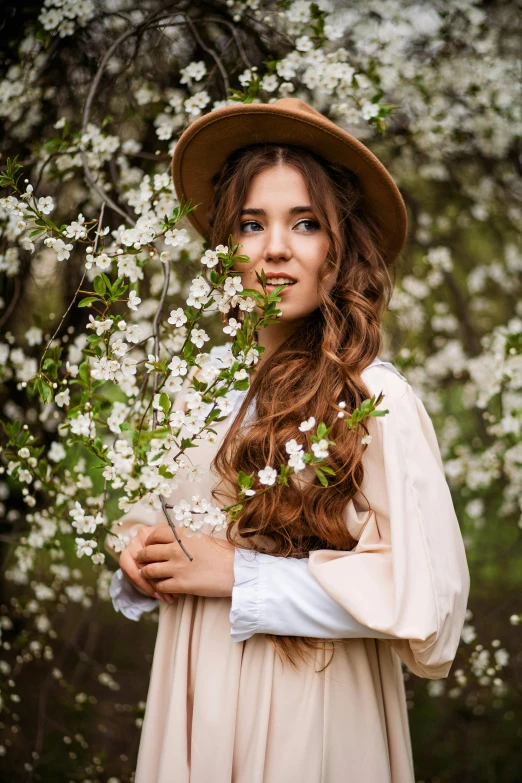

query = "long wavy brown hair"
208;144;396;667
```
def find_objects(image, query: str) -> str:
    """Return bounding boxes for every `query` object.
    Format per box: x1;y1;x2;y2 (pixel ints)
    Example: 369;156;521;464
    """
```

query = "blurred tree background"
0;1;521;781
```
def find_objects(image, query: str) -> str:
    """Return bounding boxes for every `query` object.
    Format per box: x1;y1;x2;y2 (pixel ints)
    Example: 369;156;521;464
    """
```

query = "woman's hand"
137;523;235;599
119;525;161;600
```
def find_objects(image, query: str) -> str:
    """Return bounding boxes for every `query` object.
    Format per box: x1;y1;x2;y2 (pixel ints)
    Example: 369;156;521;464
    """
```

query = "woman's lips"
264;282;295;294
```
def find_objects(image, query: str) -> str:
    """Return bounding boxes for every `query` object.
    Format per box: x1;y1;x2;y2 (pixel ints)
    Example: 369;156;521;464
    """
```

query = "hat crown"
268;97;323;121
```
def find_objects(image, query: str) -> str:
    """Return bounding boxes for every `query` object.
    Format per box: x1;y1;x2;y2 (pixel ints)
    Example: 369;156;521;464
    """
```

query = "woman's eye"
294;219;319;232
240;221;263;233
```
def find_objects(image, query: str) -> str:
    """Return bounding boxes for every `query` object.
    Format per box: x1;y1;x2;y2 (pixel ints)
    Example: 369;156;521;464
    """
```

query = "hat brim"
172;102;408;267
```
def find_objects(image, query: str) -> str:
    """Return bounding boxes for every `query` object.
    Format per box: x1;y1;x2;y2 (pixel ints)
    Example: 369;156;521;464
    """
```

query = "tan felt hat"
171;98;408;266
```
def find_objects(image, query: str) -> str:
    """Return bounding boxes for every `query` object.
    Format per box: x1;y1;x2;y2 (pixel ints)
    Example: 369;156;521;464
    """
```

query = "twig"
38;203;105;370
80;22;147;223
204;16;253;68
183;14;230;96
149;258;193;559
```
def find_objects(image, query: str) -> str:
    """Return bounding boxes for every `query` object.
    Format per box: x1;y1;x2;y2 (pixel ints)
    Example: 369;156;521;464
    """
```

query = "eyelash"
240;219;320;233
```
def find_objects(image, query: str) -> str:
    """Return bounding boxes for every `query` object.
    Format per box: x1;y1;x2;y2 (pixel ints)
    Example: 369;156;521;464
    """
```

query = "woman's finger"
140;561;175;580
137;543;173;564
120;551;157;597
153;578;181;595
145;524;175;546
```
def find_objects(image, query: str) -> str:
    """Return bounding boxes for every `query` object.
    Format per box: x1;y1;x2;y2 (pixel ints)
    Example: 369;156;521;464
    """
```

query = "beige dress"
112;361;470;783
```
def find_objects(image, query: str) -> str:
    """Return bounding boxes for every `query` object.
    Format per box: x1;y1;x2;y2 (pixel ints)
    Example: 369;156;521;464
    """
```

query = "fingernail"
154;592;162;601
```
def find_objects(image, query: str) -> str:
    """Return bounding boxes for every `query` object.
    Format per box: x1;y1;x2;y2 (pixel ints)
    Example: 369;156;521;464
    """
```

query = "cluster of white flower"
39;0;95;38
171;496;227;535
180;61;207;84
285;439;306;473
70;502;104;536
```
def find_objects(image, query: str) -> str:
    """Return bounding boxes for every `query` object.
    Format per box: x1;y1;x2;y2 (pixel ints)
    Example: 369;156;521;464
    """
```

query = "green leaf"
79;362;90;383
101;273;113;293
316;422;329;439
314;468;328;487
93;276;106;296
159;393;171;415
238;470;254;489
39;380;53;403
78;296;101;308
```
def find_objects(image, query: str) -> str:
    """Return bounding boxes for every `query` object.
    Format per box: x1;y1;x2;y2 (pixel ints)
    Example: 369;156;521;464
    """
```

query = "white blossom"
258;466;277;486
298;416;315;432
168;307;187;327
190;328;209;349
128;290;141;311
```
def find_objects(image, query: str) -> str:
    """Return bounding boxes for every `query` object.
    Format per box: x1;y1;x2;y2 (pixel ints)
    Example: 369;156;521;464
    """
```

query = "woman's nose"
262;229;291;262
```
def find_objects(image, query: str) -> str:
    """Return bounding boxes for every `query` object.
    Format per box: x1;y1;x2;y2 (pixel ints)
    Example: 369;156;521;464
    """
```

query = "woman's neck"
255;320;299;364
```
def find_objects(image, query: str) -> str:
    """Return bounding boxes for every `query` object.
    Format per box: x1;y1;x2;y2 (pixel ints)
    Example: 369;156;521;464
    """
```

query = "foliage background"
0;1;521;781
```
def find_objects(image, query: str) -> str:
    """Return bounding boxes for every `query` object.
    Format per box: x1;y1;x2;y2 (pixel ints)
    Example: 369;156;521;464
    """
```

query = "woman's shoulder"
361;357;409;401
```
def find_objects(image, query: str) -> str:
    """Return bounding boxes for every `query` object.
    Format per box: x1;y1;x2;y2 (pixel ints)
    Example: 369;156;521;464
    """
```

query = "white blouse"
110;356;408;642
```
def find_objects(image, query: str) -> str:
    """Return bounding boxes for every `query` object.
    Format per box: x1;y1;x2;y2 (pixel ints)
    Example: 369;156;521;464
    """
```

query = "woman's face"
234;164;335;326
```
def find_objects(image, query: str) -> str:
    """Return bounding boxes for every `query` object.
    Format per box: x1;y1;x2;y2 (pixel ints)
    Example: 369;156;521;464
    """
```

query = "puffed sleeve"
308;364;470;680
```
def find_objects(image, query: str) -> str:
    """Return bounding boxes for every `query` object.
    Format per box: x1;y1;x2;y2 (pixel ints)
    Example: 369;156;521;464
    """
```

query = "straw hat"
171;98;408;266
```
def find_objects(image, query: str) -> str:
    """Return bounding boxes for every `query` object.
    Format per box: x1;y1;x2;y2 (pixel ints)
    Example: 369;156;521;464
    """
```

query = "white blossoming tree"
0;0;521;779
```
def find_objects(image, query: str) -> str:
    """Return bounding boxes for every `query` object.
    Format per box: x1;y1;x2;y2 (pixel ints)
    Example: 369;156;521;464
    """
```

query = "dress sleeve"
110;568;159;620
229;548;396;642
308;364;470;680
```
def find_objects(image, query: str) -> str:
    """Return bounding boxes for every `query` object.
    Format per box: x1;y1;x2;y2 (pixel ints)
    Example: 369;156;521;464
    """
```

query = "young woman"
108;99;470;783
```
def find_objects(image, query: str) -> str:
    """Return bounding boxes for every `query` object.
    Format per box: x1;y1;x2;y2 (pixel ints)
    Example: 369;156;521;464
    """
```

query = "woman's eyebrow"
240;205;313;215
